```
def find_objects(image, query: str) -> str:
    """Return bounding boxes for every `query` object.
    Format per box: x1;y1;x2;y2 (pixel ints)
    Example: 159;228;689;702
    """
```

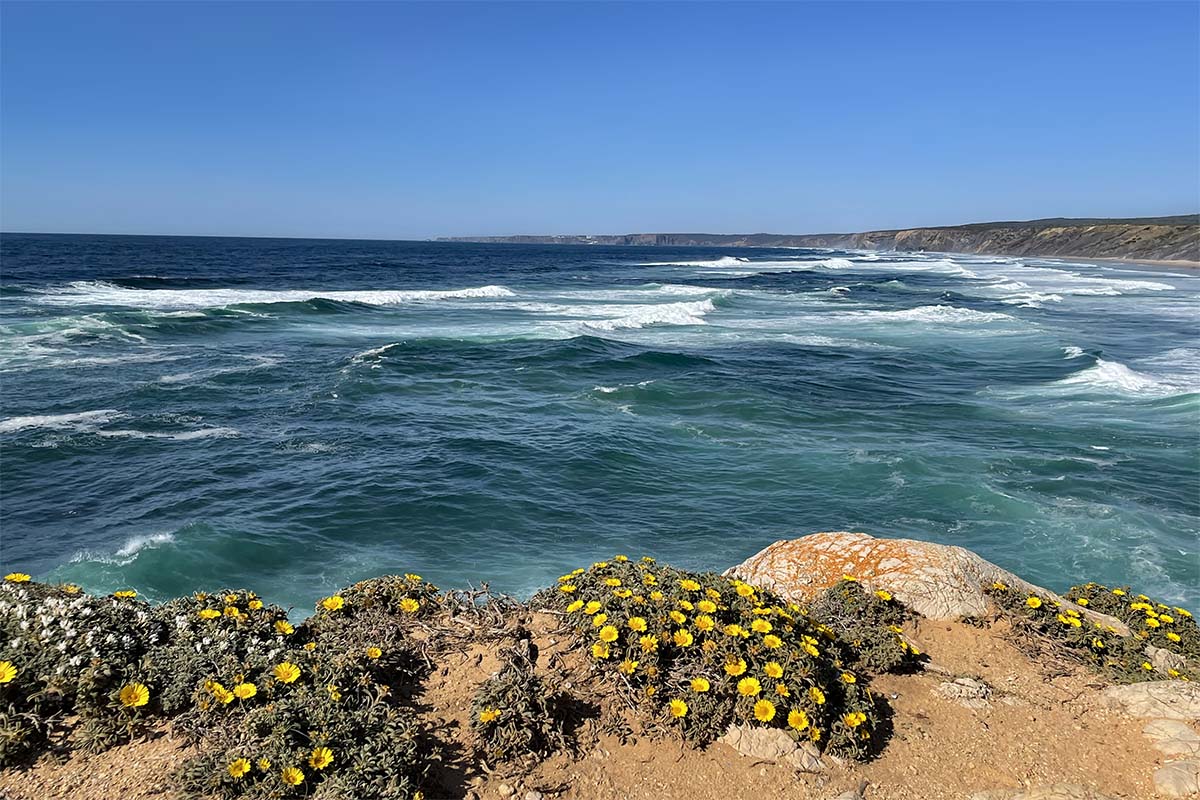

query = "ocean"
1;233;1196;613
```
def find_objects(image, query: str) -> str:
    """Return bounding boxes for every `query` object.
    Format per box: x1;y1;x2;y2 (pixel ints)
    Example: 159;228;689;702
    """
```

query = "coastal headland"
2;532;1198;800
440;215;1200;265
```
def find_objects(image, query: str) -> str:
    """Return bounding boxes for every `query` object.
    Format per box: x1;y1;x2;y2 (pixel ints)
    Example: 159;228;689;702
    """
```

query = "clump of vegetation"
533;556;881;759
1066;582;1198;679
0;573;166;764
809;577;923;676
471;636;569;763
985;581;1196;683
177;575;440;799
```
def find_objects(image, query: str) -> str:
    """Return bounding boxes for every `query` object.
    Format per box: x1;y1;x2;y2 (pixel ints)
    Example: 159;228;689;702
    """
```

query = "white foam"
634;256;748;268
1063;346;1086;359
32;282;516;310
115;532;176;558
1055;359;1187;396
840;305;1014;324
95;427;240;441
582;299;717;331
0;409;125;434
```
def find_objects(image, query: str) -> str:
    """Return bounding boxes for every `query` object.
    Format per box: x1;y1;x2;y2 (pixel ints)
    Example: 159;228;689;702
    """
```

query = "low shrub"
1066;582;1198;680
808;578;923;676
533;556;881;759
984;581;1195;683
470;636;569;763
0;573;167;764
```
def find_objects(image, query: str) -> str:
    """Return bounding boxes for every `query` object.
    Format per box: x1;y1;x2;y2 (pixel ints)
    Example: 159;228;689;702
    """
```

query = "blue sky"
2;1;1197;239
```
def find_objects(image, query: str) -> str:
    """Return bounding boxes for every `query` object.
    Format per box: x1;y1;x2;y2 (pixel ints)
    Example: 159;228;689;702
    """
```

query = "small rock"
717;723;825;773
1154;760;1200;798
524;792;544;800
497;783;515;798
1103;681;1200;720
969;785;1117;800
935;676;993;709
1149;645;1188;675
1144;718;1200;757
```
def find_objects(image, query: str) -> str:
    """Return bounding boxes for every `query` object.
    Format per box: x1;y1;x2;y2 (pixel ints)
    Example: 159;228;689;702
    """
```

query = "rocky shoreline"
1;532;1197;800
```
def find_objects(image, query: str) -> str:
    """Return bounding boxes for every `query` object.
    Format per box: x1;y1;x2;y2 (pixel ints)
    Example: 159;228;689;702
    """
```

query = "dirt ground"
0;613;1168;800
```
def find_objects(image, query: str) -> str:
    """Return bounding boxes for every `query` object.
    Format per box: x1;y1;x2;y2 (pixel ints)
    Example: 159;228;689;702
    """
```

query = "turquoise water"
1;234;1196;612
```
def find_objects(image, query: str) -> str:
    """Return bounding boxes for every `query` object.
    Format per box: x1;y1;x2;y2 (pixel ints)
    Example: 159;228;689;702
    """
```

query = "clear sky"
2;1;1197;239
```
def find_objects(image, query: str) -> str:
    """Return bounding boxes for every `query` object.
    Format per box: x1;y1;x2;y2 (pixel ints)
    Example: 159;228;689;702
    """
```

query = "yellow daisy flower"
227;758;251;779
753;699;776;722
321;595;344;611
788;708;809;730
119;682;150;708
0;661;17;684
673;629;694;647
3;573;30;583
668;698;688;718
308;747;333;770
479;708;501;723
737;677;762;696
690;677;710;693
281;766;304;786
274;662;301;684
399;597;420;613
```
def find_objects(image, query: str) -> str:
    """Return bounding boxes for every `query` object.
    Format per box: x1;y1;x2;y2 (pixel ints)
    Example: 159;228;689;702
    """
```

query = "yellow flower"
114;590;137;599
751;619;772;634
810;728;822;742
874;589;893;602
628;616;648;632
690;677;710;693
841;672;857;684
842;711;867;727
991;581;1008;590
248;599;264;610
738;677;762;696
209;682;234;704
404;573;423;582
1142;662;1154;671
399;597;420;613
1112;588;1126;596
762;635;782;649
479;708;501;723
1026;596;1042;609
697;600;717;614
694;615;715;632
1176;607;1193;618
650;591;664;602
639;635;658;652
679;579;701;591
619;659;638;675
4;573;31;583
764;661;784;679
725;658;747;677
62;583;81;594
613;588;632;598
592;642;610;659
753;699;776;722
281;766;304;786
1146;618;1162;628
227;758;251;779
223;593;239;604
788;709;809;731
233;682;257;700
841;574;858;582
1161;614;1175;624
599;625;619;643
724;624;746;637
669;610;687;625
198;609;221;620
366;646;382;659
775;683;790;697
0;661;17;684
673;629;694;647
327;684;342;701
736;583;755;598
257;758;271;772
705;588;721;600
1167;632;1182;643
808;687;825;705
604;578;621;587
566;600;584;612
274;662;301;684
668;698;688;718
308;747;333;770
1091;638;1106;649
1075;598;1089;607
119;682;150;708
615;554;629;562
593;613;609;627
678;600;694;611
275;620;295;635
559;584;578;593
321;595;344;611
584;601;602;614
223;606;240;618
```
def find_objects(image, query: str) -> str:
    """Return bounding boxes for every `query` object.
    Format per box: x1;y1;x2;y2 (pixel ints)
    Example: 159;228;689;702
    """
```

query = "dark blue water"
1;233;1196;612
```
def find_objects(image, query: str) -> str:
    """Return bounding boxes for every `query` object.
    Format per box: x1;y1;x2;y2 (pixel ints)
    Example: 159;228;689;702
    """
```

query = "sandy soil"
0;614;1169;800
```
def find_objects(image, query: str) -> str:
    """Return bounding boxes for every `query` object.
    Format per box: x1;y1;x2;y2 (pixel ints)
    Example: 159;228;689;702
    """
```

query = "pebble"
497;783;515;797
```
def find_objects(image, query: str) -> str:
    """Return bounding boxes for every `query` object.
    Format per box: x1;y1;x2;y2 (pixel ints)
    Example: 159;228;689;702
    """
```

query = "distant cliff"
440;215;1200;262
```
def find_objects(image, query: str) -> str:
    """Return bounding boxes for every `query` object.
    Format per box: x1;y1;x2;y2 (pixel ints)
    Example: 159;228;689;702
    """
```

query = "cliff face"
440;215;1200;262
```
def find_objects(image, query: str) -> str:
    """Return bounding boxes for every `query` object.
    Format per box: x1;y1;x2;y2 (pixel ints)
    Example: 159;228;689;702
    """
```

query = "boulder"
724;531;1127;631
716;723;825;773
1103;681;1200;720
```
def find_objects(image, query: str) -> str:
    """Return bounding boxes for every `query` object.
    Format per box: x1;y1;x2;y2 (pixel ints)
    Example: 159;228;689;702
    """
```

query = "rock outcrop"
723;531;1126;632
